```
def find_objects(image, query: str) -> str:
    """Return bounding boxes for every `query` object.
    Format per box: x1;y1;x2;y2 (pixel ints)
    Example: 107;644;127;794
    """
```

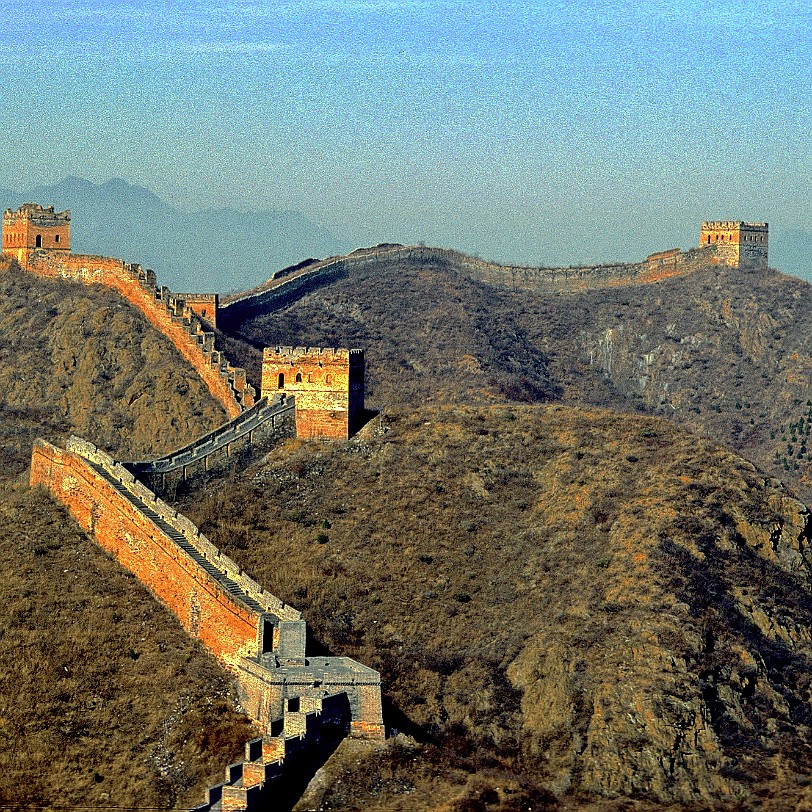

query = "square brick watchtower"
700;221;768;270
261;347;364;439
2;203;71;268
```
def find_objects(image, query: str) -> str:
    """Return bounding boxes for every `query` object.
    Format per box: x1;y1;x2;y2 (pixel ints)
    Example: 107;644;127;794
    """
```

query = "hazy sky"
1;0;811;265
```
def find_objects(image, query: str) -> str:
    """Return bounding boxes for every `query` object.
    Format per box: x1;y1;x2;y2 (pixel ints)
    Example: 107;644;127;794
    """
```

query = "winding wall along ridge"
26;250;255;418
31;430;384;810
219;243;719;326
124;394;297;496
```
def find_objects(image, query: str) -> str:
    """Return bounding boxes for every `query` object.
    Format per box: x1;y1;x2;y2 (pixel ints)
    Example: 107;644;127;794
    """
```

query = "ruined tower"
261;347;364;439
700;221;768;270
2;203;71;268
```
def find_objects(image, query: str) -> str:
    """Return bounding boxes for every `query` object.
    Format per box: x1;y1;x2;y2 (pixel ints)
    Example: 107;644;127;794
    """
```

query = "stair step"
84;460;266;613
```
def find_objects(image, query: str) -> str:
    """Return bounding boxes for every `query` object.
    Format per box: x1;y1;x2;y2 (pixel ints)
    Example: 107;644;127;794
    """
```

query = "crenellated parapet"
261;347;365;440
29;433;384;749
193;692;355;812
3;203;71;266
124;394;296;495
699;221;768;270
219;240;727;325
17;249;254;417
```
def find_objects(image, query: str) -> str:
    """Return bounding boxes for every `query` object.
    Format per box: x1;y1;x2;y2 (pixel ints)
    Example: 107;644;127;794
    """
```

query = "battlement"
2;203;70;266
261;347;365;439
699;220;768;270
176;292;219;329
701;220;768;230
267;346;360;361
3;202;71;225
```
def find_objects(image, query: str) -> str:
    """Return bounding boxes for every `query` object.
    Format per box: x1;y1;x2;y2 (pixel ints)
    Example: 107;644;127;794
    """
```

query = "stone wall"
177;292;219;329
29;437;284;667
124;395;296;496
2;203;70;267
30;432;384;741
261;347;365;440
23;252;254;418
194;693;353;812
699;221;769;270
220;243;721;325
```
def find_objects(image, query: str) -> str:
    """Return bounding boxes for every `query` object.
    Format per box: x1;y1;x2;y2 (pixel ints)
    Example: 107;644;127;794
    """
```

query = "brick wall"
220;241;726;326
25;252;251;418
260;347;365;439
699;221;769;270
30;438;263;667
178;293;219;329
2;204;70;267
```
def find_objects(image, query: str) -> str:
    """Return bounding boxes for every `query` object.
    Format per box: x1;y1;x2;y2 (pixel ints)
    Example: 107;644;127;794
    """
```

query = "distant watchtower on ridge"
700;220;768;270
2;203;71;269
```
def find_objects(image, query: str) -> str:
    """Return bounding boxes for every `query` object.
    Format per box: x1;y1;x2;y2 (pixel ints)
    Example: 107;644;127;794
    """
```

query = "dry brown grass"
0;263;255;809
220;254;812;508
178;403;812;809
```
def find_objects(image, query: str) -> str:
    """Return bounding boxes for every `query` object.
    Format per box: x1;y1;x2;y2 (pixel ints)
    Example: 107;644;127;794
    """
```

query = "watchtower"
2;204;71;268
175;292;219;329
261;347;364;439
700;221;768;270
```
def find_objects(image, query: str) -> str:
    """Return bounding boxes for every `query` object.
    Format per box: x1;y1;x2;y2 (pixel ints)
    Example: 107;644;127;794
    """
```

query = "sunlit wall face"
0;0;807;268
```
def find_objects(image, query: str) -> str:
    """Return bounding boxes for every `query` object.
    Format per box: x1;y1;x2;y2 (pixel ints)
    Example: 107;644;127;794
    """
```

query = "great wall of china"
217;243;722;328
2;203;770;810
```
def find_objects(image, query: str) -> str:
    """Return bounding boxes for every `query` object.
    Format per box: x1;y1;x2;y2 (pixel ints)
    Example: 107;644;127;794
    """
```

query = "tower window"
35;234;42;248
55;234;60;244
278;373;285;389
295;372;303;383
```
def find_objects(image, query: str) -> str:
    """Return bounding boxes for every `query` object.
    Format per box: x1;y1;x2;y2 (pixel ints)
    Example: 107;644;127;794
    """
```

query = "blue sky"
1;0;811;266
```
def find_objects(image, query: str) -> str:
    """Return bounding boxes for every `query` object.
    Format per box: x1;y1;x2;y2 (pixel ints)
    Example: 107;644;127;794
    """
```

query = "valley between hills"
4;249;812;810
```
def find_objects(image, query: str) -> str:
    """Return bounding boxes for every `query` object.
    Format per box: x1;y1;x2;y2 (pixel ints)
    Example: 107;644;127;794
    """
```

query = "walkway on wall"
88;459;268;614
26;250;256;417
124;394;295;492
81;453;282;618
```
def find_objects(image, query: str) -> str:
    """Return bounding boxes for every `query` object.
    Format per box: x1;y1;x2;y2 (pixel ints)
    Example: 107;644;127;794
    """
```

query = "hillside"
176;403;812;809
220;252;812;506
0;259;256;809
7;245;812;809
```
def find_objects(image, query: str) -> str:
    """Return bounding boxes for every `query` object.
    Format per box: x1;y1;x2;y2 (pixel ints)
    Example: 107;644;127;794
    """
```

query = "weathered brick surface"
700;221;769;270
2;203;70;266
178;292;219;329
220;238;728;328
260;347;364;439
124;395;296;497
2;204;254;417
30;439;261;667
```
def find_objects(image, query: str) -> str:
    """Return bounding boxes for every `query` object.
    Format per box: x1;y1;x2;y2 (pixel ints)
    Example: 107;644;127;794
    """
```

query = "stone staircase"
192;693;351;812
84;458;268;614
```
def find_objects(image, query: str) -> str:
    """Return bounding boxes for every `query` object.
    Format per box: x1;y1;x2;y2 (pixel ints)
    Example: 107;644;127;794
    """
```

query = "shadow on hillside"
659;531;812;783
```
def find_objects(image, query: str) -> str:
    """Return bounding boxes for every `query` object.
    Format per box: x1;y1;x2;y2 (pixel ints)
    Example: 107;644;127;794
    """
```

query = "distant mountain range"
0;177;350;292
2;177;810;289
